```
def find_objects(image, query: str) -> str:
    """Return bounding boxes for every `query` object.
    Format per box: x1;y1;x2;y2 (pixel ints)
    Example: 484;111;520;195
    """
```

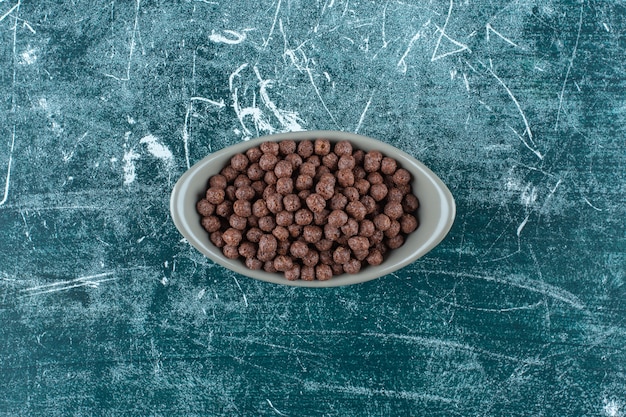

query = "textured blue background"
1;0;624;415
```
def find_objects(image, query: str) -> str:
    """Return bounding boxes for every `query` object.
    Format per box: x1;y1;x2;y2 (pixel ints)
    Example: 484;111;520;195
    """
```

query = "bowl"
170;130;456;287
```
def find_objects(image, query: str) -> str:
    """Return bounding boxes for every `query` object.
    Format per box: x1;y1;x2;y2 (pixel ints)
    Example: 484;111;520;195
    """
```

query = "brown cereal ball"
353;249;370;261
296;174;314;191
384;220;401;238
276;210;294;227
246;227;263;243
229;215;247;230
205;187;225;205
262;184;277;200
314;209;330;226
302;249;320;267
288;224;302;238
277;240;291;256
303;225;323;243
295;209;314;226
276;177;294;195
209;174;227;189
306;155;321;167
364;150;383;172
259;234;278;253
366;249;383;266
314;165;331;181
322;152;339;170
266;193;284;214
272;226;290;242
333;246;351;264
279;140;297;155
297;140;314;158
402;194;420;213
245;257;263;270
337;168;355;187
370;183;388;202
197;199;215;217
381;157;397;175
225;185;237;202
246;163;264;181
258;215;276;232
299;162;316;178
223;245;239;259
348;236;369;252
246;146;263;163
210;231;225;248
235;185;255;201
274;160;293;178
290;241;309;258
220;165;238;182
328;210;349;227
387;187;404;203
397;183;412;196
374;214;392;231
331;263;344;275
298;189;311;201
306;193;326;213
260;141;280;156
369;230;384;246
301;265;316;281
283;194;301;212
248;215;259;228
353;166;366;180
387;234;405;249
233;200;252;217
252;200;270;218
284;264;301;281
259;153;279;171
367;172;384;185
354;178;370;196
337;155;356;170
201;216;221;233
316;179;335;200
222;228;243;246
258;249;276;263
393;168;411;186
230;153;249;172
273;255;293;272
343;258;361;274
263;260;277;272
359;219;376;237
330;193;348;211
346;201;367;221
343;187;360;202
353;149;365;165
238;242;257;258
251;180;266;197
216;201;233;218
314;139;331;155
319;251;333;265
334;140;353;156
285;153;303;169
384;201;404;220
264;170;278;186
336;235;349;246
341;218;359;237
400;213;419;234
315;239;333;251
361;196;377;214
324;224;341;241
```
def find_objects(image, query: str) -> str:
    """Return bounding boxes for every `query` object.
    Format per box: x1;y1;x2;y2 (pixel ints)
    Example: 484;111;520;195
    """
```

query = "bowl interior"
170;131;455;287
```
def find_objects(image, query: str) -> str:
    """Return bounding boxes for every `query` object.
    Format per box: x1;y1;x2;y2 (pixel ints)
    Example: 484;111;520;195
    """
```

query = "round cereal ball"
384;220;401;238
229;215;247;230
259;153;279;171
263;184;277;200
361;195;377;214
197;199;215;217
222;228;243;246
288;224;302;238
366;249;383;266
314;209;330;226
400;213;419;234
216;201;233;218
299;162;316;178
301;265;315;281
220;166;238;182
233;200;252;217
346;201;367;221
276;177;294;195
380;157;397;175
245;257;263;270
273;255;293;272
341;218;359;237
222;245;239;259
324;224;341;241
278;240;291;256
337;168;355;187
284;264;301;281
259;215;276;232
246;163;264;181
298;189;311;201
384;201;404;220
370;183;388;202
251;180;266;197
290;241;309;258
387;187;404;203
246;146;263;163
303;225;323;243
201;216;221;233
259;234;278;253
393;168;411;186
369;230;384;246
257;249;276;263
264;170;278;185
315;239;333;252
248;215;259;228
209;174;227;189
322;152;339;170
235;185;255;201
343;258;361;274
274;160;293;178
279;140;297;155
330;193;348;211
387;234;405;249
260;141;280;156
337;155;356;170
348;236;369;252
334;140;352;156
359;219;376;237
333;246;351;264
353;249;369;261
266;193;284;214
210;231;225;248
285;153;303;169
272;226;290;242
374;214;391;231
331;263;344;275
283;194;301;212
314;165;331;181
328;210;349;228
297;140;314;158
246;227;263;243
367;172;383;185
296;174;314;191
353;166;366;180
205;187;225;205
263;260;277;272
402;194;420;213
316;179;335;200
295;208;314;226
343;187;360;202
230;153;249;172
306;193;326;213
364;150;383;172
226;185;238;201
302;249;319;267
354;178;370;195
252;200;270;218
276;210;294;227
238;242;257;258
316;264;333;280
314;139;331;155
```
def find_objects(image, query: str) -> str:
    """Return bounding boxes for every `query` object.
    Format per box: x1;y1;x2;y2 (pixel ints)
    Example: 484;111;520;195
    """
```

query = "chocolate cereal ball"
201;216;221;233
210;231;225;247
348;236;369;252
322;152;339;170
387;234;405;249
297;140;314;158
196;199;215;217
246;146;263;163
380;157;397;175
290;241;309;258
393;168;411;186
233;200;252;217
247;163;264;181
400;213;419;234
366;249;384;266
402;194;419;212
276;210;294;227
364;150;383;172
337;155;355;170
346;201;367;221
252;200;269;217
306;193;326;213
295;209;314;226
337;168;355;187
209;174;227;189
205;187;225;205
374;214;391;231
316;264;333;280
283;194;301;212
333;246;351;264
246;227;263;243
260;141;280;156
296;174;313;191
301;265;315;281
384;201;404;220
328;210;349;228
274;160;293;178
330;192;348;210
222;228;243;246
279;140;297;155
334;140;352;156
343;258;361;274
230;153;249;172
303;225;323;243
284;264;301;281
238;242;257;258
314;139;331;155
276;177;294;195
258;215;276;232
370;183;388;202
273;255;293;272
285;153;303;169
222;245;239;259
245;257;263;270
302;249;319;267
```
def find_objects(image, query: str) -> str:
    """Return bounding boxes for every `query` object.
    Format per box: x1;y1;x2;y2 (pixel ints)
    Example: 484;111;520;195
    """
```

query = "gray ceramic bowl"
170;130;455;287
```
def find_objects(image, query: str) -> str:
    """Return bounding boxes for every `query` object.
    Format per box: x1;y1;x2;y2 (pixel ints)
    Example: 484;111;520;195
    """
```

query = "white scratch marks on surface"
555;3;583;131
516;213;530;237
486;22;520;48
354;92;373;133
582;196;602;212
209;29;247;45
397;19;430;73
508;125;543;160
0;2;19;23
140;134;173;165
190;96;226;108
0;126;16;206
104;0;140;81
463;72;470;92
232;276;248;307
254;66;304;133
266;399;288;416
21;272;119;296
123;146;140;185
604;399;622;417
263;0;281;48
431;0;470;61
305;66;340;128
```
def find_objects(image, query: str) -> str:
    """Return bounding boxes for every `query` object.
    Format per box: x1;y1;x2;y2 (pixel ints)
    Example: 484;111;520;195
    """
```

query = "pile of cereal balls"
196;139;419;281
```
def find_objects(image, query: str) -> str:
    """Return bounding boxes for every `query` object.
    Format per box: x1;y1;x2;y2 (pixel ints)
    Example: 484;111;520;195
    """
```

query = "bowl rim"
170;130;456;287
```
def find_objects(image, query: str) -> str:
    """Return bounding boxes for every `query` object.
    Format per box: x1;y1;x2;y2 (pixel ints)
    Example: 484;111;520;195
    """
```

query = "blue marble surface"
1;0;624;415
